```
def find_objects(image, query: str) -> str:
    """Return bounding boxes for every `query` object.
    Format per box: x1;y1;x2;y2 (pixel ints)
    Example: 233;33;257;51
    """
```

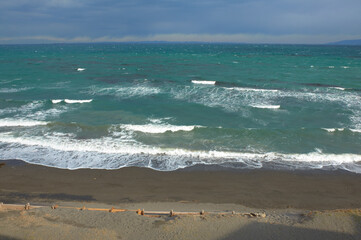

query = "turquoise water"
0;43;361;172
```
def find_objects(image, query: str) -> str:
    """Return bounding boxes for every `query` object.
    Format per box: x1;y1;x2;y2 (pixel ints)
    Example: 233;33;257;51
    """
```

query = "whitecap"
64;99;93;104
350;129;361;133
120;123;200;133
330;87;346;91
252;105;280;109
0;118;48;127
321;128;345;132
226;87;278;93
191;80;216;85
52;99;62;104
77;68;86;72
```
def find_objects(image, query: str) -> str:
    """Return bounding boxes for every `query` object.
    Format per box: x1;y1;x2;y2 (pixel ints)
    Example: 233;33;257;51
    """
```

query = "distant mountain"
327;39;361;45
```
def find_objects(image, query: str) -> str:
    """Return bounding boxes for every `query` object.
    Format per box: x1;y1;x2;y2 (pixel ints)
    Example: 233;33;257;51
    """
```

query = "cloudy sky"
1;0;361;44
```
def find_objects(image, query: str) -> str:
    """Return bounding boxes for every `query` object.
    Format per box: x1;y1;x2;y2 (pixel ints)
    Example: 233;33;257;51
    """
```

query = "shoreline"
1;159;361;239
1;159;361;210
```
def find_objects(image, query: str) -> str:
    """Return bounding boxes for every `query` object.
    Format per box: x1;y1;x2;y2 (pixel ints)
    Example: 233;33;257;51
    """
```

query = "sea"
0;43;361;173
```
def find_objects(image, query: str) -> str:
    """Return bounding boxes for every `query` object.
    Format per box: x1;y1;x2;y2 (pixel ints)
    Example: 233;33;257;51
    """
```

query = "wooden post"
200;210;205;215
51;205;58;209
170;210;174;217
109;207;114;213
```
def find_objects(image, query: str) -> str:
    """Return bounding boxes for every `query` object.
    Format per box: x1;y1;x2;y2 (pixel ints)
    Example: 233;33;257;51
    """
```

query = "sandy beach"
1;159;361;239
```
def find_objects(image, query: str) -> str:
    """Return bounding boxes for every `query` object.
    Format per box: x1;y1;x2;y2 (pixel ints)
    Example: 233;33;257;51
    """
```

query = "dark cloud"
1;0;361;43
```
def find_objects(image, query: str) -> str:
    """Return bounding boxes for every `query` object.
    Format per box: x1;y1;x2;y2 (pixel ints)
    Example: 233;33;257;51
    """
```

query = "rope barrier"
0;202;266;218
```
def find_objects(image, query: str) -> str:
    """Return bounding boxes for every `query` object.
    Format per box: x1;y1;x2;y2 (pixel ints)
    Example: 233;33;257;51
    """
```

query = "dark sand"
1;160;361;209
1;159;361;240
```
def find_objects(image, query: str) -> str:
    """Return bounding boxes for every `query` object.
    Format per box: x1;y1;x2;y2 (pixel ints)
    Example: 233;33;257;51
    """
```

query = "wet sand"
1;159;361;209
1;159;361;239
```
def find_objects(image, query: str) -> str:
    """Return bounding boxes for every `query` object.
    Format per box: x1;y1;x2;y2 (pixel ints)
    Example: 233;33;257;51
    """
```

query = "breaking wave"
0;132;360;172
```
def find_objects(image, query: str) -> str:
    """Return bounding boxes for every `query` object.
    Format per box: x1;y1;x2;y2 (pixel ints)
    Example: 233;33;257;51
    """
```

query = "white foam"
322;128;344;132
0;87;31;93
0;119;48;127
64;99;93;104
226;87;278;93
77;68;86;72
328;66;335;69
330;87;346;91
252;105;280;109
88;86;161;99
0;101;45;116
341;66;350;69
50;99;93;104
0;133;360;172
350;129;361;133
121;123;200;133
191;80;216;85
172;84;361;131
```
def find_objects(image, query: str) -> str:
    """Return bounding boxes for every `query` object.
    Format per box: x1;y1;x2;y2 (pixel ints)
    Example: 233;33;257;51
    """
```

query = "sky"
1;0;361;44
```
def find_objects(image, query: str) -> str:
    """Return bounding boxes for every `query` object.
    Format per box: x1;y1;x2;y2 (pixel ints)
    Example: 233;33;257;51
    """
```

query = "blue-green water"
0;43;361;172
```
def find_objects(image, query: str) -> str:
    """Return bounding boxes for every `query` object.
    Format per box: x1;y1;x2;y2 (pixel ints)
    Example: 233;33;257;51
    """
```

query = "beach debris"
137;209;145;215
0;163;5;168
24;203;30;210
1;203;267;218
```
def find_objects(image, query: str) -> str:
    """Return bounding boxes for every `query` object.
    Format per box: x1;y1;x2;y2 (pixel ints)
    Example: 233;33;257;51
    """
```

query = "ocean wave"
77;68;86;72
171;84;361;128
171;86;282;113
0;101;45;116
58;99;93;104
0;87;32;93
191;80;216;85
225;87;279;92
329;87;346;91
87;85;161;99
0;118;48;127
322;128;345;132
350;129;361;133
120;123;201;133
252;105;280;109
0;133;360;172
